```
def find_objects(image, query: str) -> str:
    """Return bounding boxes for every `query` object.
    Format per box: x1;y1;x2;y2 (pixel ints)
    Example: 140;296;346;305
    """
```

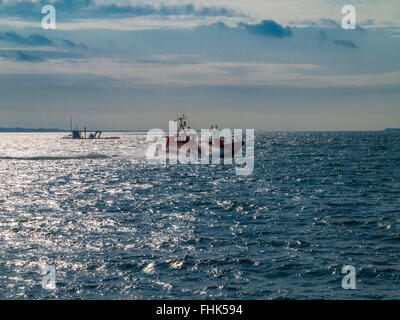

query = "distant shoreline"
0;128;398;133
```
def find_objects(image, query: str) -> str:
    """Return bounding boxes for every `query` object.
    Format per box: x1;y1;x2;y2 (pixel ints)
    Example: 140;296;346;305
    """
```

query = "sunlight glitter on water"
0;132;399;299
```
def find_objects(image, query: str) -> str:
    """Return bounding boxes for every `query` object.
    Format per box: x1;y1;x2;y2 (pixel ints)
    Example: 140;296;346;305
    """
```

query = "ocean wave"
0;153;111;161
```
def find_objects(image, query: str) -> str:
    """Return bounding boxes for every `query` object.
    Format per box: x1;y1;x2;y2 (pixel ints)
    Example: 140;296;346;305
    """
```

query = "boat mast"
70;115;72;136
176;114;187;133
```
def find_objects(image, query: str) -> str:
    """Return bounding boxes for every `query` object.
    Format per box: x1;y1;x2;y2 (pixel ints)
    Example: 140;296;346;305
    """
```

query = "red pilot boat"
155;115;244;158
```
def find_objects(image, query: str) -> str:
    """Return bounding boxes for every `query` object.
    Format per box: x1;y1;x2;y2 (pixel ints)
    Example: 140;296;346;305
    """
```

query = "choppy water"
0;132;399;299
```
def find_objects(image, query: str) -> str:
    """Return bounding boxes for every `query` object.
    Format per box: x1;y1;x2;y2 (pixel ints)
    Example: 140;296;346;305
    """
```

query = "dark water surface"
0;132;399;299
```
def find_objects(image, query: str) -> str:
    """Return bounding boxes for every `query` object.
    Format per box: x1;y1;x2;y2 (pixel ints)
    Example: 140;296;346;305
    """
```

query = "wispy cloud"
0;30;88;51
2;56;399;88
318;18;341;28
333;39;357;48
0;50;43;62
0;47;84;62
61;39;87;49
1;0;399;31
0;31;53;46
95;3;240;18
0;0;243;20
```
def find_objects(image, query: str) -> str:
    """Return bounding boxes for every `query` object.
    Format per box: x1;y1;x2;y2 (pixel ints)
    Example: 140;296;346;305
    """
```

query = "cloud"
62;39;77;47
242;20;293;38
333;39;357;48
0;31;53;46
0;0;241;21
0;47;84;63
2;57;399;89
363;19;375;27
1;0;399;31
0;31;87;49
97;3;238;18
61;39;87;49
26;33;53;46
0;50;42;62
137;54;201;65
14;50;42;62
318;18;340;28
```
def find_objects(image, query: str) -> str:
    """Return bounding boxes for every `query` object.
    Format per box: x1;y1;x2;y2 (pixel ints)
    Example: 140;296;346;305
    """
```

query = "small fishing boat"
63;128;120;140
62;116;120;140
62;128;120;140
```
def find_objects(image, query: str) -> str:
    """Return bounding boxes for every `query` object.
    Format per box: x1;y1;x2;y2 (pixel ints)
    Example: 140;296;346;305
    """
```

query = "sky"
0;0;399;130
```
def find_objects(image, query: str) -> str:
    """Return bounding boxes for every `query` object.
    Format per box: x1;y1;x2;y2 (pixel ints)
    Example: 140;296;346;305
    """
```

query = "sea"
0;131;399;299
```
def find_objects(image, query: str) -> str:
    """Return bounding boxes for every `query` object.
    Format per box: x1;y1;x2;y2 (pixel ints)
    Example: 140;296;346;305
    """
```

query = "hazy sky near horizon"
0;0;399;130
